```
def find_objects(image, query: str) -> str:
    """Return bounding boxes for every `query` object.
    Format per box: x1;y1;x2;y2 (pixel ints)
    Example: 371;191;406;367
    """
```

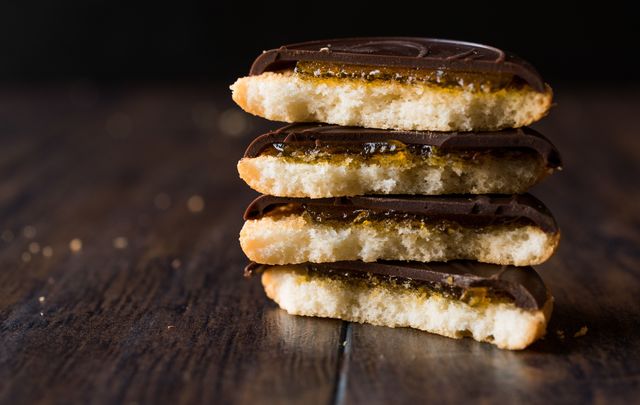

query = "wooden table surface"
0;83;639;404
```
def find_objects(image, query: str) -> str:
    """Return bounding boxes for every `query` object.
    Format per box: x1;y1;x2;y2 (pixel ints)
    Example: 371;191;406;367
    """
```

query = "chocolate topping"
245;261;548;310
244;194;558;234
243;123;562;168
250;37;546;92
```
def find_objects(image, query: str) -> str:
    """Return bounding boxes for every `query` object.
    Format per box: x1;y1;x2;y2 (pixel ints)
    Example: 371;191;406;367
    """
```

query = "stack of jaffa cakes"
231;38;562;350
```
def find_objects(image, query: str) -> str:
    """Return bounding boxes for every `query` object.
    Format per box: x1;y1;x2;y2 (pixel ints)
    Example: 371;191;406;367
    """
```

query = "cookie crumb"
187;195;205;213
69;238;83;253
1;230;14;242
113;236;128;249
29;242;41;254
574;326;588;338
38;296;45;303
42;246;54;258
167;325;175;330
23;225;37;239
218;109;248;136
40;312;44;316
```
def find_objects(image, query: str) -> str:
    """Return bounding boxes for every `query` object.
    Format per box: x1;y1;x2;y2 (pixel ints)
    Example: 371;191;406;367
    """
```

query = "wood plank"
340;87;640;403
0;86;342;404
1;84;639;404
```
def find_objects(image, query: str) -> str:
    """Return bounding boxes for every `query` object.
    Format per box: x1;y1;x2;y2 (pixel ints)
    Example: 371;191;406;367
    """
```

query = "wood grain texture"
0;85;341;405
0;84;639;404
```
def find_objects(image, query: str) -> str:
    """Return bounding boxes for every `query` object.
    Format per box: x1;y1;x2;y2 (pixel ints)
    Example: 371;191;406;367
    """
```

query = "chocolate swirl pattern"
250;37;544;91
243;123;562;168
245;260;548;310
243;194;558;233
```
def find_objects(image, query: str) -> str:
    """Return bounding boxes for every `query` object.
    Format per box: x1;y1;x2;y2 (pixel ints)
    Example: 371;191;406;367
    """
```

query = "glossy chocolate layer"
243;123;562;168
245;261;548;310
243;194;558;233
249;37;545;92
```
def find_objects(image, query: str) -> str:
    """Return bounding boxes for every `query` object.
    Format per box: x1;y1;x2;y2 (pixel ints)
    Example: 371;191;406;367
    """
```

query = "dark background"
1;2;638;84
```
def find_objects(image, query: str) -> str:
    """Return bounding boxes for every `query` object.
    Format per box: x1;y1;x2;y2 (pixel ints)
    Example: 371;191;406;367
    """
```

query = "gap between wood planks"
330;321;352;405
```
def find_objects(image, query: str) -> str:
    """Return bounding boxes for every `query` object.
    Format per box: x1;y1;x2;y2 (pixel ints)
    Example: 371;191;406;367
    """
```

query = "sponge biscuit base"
237;153;549;198
240;214;559;266
231;71;553;132
262;265;553;350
